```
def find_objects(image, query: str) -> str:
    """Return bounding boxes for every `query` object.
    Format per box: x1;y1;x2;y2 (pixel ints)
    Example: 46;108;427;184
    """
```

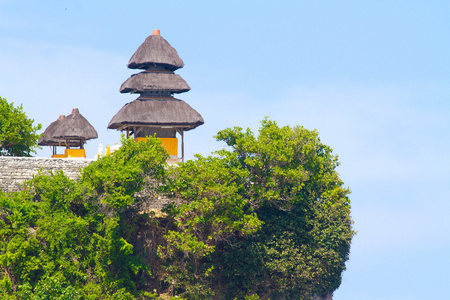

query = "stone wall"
0;157;93;193
0;156;173;209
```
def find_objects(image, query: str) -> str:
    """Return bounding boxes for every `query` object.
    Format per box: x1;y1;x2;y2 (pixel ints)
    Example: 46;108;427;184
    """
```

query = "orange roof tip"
58;115;65;120
152;29;160;36
72;108;80;114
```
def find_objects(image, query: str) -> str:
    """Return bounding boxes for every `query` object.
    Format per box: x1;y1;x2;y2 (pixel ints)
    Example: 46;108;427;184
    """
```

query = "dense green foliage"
0;96;42;156
0;137;169;299
0;120;353;299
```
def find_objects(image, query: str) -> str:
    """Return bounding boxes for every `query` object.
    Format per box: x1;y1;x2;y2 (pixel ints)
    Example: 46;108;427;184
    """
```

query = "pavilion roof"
38;115;80;147
120;71;190;94
107;97;204;131
52;108;98;141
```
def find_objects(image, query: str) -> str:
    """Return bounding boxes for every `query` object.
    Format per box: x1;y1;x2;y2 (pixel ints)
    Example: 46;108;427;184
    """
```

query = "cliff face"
0;157;93;193
312;292;333;300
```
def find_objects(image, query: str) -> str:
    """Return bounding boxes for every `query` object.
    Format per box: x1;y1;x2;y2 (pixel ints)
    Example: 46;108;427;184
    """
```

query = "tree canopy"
0;119;354;299
0;96;42;156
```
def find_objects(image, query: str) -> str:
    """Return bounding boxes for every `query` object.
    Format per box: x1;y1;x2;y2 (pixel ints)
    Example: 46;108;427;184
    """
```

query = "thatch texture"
127;34;184;71
107;97;204;131
52;108;98;140
38;115;64;146
38;115;81;147
120;71;190;94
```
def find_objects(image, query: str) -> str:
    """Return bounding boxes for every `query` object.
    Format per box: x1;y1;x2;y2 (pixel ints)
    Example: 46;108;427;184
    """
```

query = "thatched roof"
38;115;64;146
52;108;98;140
107;97;204;131
127;30;184;71
120;71;190;94
38;115;81;147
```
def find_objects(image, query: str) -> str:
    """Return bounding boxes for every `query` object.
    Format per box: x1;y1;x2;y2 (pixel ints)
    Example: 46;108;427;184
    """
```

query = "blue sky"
1;1;450;298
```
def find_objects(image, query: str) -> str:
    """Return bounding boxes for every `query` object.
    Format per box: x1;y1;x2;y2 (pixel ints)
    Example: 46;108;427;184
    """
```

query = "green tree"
0;96;42;156
0;120;354;299
162;119;354;299
0;137;169;299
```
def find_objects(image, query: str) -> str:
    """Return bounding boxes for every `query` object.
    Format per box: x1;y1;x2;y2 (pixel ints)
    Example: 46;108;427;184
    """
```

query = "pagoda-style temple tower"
108;29;204;162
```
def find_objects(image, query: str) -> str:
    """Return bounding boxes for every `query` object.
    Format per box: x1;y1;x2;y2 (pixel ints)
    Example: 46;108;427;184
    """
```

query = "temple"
108;29;204;162
39;108;97;158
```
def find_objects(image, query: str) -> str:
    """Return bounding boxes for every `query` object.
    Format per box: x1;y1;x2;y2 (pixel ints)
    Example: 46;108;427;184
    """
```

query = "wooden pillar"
175;128;185;163
181;130;184;163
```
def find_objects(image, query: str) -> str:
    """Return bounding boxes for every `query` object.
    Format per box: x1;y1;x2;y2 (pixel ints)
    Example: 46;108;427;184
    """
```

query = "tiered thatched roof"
108;97;204;131
127;29;184;71
120;71;190;94
109;29;204;142
52;108;98;141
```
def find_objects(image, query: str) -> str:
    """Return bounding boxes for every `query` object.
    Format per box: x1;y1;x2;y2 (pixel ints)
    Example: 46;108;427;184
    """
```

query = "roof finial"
152;29;160;36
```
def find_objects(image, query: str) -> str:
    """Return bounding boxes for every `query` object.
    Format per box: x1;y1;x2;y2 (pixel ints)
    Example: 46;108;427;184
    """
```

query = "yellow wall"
64;149;86;158
136;137;178;156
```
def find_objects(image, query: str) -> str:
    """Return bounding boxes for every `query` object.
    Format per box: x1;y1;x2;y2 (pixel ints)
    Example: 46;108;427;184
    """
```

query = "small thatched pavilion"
38;115;80;157
52;108;98;158
108;29;204;162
